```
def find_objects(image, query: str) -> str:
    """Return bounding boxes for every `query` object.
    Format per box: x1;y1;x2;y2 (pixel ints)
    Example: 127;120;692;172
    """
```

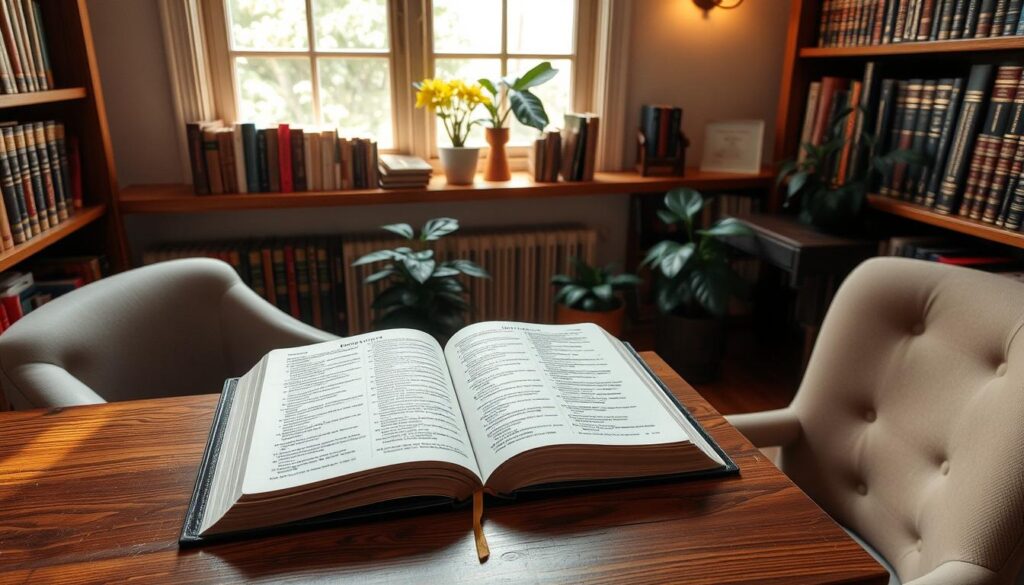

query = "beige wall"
87;0;787;266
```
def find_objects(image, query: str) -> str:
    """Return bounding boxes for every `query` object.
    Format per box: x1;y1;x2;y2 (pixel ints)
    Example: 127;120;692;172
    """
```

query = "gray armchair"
728;257;1024;585
0;258;337;409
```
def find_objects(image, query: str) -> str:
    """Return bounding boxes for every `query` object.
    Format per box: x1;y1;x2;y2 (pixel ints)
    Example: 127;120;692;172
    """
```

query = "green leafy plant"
353;218;489;341
641;188;753;318
552;258;641;312
479;61;558;131
777;108;926;233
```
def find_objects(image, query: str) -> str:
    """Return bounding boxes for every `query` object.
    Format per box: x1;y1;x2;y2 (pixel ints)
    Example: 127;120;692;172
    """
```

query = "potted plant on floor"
642;188;753;383
353;218;489;342
478;62;558;181
551;258;641;337
414;79;491;185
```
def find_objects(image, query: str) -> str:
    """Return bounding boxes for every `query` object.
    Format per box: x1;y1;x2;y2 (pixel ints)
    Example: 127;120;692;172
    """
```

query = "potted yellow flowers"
414;78;491;185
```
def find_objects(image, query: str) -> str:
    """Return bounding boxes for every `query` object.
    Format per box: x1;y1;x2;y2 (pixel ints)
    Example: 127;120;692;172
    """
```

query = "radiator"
342;225;597;335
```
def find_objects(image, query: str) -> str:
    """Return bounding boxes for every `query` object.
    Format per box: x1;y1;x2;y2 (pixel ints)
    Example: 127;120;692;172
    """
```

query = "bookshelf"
118;168;775;214
0;0;128;273
776;0;1024;251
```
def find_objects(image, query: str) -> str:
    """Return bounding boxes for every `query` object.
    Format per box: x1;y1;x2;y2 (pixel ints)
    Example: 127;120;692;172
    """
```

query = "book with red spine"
278;124;293;193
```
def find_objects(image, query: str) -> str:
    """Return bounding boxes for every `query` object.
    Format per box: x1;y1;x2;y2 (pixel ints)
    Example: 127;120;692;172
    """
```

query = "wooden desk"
0;353;888;584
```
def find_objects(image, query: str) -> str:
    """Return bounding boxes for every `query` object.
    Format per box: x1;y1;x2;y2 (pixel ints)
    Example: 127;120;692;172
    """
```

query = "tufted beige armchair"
728;257;1024;585
0;258;337;409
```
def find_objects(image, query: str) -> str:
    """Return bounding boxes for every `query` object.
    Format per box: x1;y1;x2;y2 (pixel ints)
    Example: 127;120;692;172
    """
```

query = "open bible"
180;322;736;545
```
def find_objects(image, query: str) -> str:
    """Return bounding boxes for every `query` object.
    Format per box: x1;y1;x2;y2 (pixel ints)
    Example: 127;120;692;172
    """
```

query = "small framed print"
700;120;765;175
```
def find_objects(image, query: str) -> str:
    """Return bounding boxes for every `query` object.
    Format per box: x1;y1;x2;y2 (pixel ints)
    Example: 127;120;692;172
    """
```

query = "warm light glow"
693;0;745;14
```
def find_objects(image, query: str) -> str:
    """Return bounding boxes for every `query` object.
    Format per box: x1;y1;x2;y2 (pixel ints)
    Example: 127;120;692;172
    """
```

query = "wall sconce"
693;0;745;14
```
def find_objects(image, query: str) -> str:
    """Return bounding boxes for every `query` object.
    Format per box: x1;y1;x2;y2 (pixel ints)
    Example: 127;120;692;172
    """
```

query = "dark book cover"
43;122;67;220
937;0;957;38
203;130;223;195
992;0;1010;33
890;79;923;198
962;65;1020;218
29;123;57;224
849;62;880;180
284;243;300;318
307;242;322;329
55;124;75;209
278;124;292;193
980;75;1024;221
875;78;902;195
872;0;887;43
918;0;939;37
951;0;971;36
241;123;259;194
926;77;965;206
260;245;276;305
0;140;24;244
217;131;237;194
909;80;939;203
2;129;32;238
295;243;313;324
290;128;306;192
641;105;659;157
997;135;1024;227
919;78;956;203
186;123;209;195
668;108;682;156
272;244;289;313
1005;0;1024;32
317;241;335;333
935;64;996;214
973;0;994;36
10;128;39;237
256;130;270;193
352;138;366;188
20;125;49;230
247;248;265;300
883;0;901;42
893;0;911;41
266;128;281;192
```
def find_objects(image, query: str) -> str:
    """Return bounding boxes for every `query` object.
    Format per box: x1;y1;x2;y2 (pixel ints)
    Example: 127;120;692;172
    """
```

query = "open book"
180;322;735;545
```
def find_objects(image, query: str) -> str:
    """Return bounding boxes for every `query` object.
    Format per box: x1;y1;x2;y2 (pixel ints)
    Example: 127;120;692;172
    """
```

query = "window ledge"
118;168;775;214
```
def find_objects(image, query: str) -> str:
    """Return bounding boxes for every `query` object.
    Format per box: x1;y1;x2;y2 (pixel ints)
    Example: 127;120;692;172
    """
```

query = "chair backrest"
780;257;1024;583
0;258;304;406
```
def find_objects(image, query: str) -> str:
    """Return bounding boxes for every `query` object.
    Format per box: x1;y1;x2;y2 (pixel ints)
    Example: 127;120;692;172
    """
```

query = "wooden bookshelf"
800;36;1024;58
119;168;776;214
0;205;106;272
0;87;87;109
867;195;1024;249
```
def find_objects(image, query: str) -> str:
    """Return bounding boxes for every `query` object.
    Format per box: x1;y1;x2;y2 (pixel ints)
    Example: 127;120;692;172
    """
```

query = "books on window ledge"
377;154;432;189
527;130;561;182
561;113;599;181
179;322;735;547
817;0;1024;47
185;122;379;196
0;120;79;251
0;0;54;94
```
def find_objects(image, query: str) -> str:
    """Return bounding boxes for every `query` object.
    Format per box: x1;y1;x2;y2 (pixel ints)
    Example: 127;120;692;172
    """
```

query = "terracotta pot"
555;303;626;337
484;127;511;181
439;146;480;185
654;314;726;384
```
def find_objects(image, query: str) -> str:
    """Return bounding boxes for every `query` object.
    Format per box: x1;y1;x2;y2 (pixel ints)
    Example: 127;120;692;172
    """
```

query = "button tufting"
940;460;950;475
856;483;868;495
997;362;1008;377
864;409;877;423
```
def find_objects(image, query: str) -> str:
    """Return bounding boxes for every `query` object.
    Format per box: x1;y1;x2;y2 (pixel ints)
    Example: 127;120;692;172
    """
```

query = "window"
199;0;598;160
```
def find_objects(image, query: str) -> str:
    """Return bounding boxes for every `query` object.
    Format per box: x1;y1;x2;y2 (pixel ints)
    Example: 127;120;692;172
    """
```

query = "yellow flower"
415;78;453;110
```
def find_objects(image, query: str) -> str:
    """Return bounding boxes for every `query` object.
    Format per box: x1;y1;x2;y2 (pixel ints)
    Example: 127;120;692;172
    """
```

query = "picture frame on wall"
700;120;765;175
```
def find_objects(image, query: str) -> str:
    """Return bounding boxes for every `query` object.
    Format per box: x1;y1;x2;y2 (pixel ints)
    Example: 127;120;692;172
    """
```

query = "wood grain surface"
0;353;888;584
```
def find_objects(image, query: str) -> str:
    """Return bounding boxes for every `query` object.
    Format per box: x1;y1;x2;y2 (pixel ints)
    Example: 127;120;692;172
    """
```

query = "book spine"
242;123;259;193
232;123;247;194
973;0;994;35
837;81;864;184
272;245;288;312
261;246;276;305
256;129;269;193
910;80;938;203
964;65;1020;218
937;0;956;37
1005;0;1024;31
290;128;306;192
871;78;898;193
185;123;209;195
918;0;938;37
891;79;923;198
295;244;312;324
247;248;265;299
31;122;57;223
951;0;970;36
935;64;995;214
883;0;900;41
981;75;1024;221
2;129;28;237
992;0;1010;33
8;127;35;236
668;108;682;156
217;130;236;193
20;124;48;230
283;244;300;318
0;1;25;93
924;78;962;206
318;242;335;333
42;120;66;220
278;123;292;193
9;0;36;92
21;0;46;90
998;135;1024;226
873;0;887;43
307;241;322;328
820;0;832;46
0;130;24;243
303;132;314;191
203;130;223;195
266;129;280;192
30;1;51;88
894;0;910;41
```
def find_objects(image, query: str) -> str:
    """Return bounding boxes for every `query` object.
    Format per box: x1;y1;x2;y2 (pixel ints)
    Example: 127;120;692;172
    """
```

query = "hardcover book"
180;323;736;545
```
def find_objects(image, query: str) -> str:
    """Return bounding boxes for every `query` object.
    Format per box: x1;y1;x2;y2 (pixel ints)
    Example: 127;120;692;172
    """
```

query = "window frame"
199;0;597;167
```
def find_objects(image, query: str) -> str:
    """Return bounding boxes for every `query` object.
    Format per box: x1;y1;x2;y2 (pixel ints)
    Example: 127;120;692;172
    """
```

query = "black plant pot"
654;314;726;384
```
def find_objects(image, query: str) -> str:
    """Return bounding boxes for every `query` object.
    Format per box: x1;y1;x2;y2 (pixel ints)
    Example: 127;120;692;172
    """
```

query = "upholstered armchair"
728;257;1024;585
0;258;337;409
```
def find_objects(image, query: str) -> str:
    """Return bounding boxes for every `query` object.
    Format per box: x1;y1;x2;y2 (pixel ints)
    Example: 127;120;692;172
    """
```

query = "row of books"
0;0;52;94
143;239;347;335
560;113;599;182
0;255;104;334
186;121;380;196
883;235;1024;276
818;0;1024;47
0;120;80;250
527;131;561;182
640;105;683;158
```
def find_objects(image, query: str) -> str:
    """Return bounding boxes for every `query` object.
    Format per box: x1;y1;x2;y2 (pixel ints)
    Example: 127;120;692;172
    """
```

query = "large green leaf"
381;223;414;239
364;266;395;284
449;259;490;279
787;171;809;198
422;217;459;240
478;77;499;97
551;274;573;286
510;62;557;91
563;285;589;308
699;217;754;238
664;188;704;223
689;265;731;317
592;283;613;301
641;240;679;268
353;249;402;266
608;273;642;287
403;256;436;283
657;209;682;225
432;266;460;278
659;242;695;279
509;90;549;131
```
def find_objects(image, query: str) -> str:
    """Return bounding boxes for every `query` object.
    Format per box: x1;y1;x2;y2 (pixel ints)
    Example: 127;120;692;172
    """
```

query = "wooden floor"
626;326;802;416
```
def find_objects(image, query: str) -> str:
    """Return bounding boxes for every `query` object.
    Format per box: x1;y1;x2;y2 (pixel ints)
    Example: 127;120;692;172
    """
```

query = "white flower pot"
439;146;480;185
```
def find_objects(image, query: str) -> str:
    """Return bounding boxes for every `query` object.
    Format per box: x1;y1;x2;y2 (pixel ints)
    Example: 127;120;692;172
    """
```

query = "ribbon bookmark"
473;490;490;562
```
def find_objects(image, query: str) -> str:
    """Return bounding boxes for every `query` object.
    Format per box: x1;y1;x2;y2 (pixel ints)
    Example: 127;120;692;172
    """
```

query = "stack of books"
560;113;599;181
377;154;432;189
0;0;53;94
527;131;561;182
817;0;1024;47
185;122;379;195
0;120;80;251
0;256;103;332
640;105;683;158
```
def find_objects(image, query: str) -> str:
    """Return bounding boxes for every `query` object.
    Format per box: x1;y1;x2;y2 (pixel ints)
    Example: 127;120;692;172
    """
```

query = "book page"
444;322;692;483
242;329;480;495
